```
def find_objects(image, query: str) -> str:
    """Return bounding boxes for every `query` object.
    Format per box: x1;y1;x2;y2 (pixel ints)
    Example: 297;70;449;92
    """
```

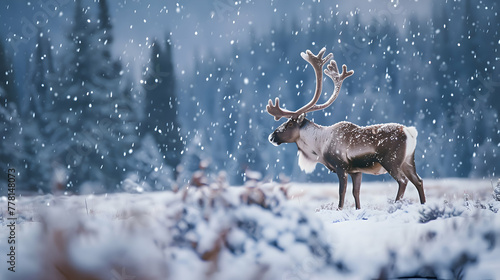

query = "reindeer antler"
305;59;354;113
266;47;353;121
266;47;332;121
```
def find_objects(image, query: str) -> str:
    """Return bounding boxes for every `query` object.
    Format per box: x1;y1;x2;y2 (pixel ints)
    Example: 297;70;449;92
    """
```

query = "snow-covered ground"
1;178;499;279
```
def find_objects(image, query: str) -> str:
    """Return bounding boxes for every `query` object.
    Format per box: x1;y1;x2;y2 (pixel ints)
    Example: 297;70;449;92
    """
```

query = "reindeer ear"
297;113;306;124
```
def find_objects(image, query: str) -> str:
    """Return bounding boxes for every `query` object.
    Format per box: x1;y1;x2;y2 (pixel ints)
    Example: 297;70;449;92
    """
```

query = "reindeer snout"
268;132;281;146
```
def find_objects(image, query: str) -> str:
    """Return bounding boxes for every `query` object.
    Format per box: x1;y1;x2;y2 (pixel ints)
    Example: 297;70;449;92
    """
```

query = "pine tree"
0;40;16;105
27;30;55;131
49;0;140;191
431;2;455;119
141;35;183;177
19;30;57;192
453;0;482;176
98;0;112;38
0;39;22;192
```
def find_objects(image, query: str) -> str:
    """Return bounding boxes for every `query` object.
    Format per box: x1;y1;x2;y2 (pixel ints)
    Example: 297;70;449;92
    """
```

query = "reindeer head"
268;113;306;146
267;47;353;145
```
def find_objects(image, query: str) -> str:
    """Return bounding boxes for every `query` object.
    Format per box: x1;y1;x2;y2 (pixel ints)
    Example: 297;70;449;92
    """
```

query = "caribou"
267;48;426;209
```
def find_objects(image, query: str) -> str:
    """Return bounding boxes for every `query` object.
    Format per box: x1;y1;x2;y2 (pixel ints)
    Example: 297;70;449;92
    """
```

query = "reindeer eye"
287;122;294;127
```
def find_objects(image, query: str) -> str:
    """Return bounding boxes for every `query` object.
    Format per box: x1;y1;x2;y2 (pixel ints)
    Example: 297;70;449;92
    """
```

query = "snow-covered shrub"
6;206;168;280
387;198;413;214
383;217;500;280
494;179;500;201
419;202;464;223
168;183;344;279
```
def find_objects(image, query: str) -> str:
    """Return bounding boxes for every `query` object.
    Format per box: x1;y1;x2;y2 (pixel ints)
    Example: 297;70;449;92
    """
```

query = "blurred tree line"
1;0;182;193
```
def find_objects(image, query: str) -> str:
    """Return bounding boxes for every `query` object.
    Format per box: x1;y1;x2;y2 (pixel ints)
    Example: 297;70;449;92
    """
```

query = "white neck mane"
296;122;326;174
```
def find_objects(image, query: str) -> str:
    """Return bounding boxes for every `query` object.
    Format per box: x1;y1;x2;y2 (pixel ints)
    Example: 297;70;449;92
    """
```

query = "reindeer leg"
388;168;408;202
395;177;408;202
379;149;410;203
350;173;362;209
380;160;408;202
337;170;348;210
403;154;426;204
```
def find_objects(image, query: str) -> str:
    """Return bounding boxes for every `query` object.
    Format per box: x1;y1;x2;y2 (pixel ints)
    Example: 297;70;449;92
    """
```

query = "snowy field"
1;178;500;280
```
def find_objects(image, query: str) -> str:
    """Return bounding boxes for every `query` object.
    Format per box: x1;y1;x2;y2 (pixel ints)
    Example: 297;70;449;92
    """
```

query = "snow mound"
1;179;499;279
0;184;345;279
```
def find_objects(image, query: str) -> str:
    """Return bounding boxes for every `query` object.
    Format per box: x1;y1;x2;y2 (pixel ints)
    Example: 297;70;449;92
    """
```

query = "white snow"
1;178;499;279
